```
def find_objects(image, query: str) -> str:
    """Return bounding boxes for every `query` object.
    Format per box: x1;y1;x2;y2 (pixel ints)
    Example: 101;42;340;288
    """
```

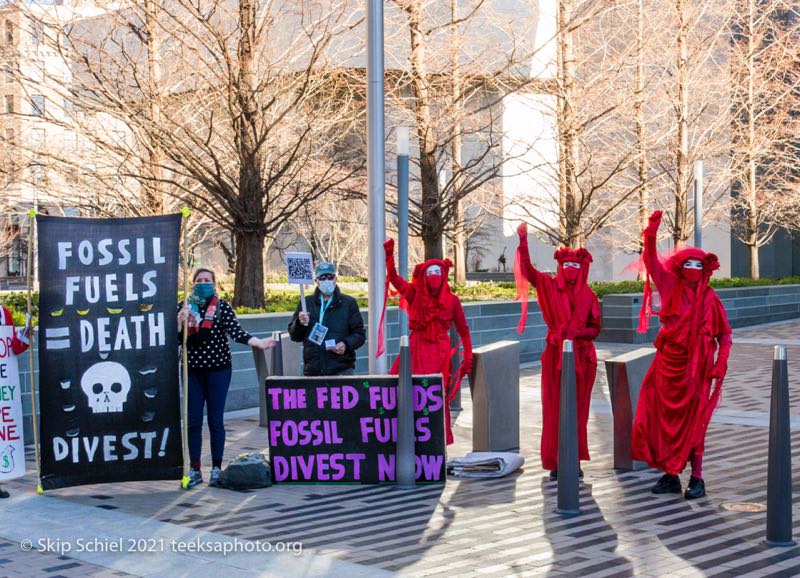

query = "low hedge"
3;276;800;323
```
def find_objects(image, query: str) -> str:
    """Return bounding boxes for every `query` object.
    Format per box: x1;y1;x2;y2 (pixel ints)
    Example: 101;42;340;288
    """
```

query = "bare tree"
729;0;800;277
25;0;366;308
389;0;541;261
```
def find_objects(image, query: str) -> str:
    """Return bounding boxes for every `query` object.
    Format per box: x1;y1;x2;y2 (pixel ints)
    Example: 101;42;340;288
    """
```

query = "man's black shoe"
651;473;682;494
684;476;706;499
549;469;583;480
0;486;9;499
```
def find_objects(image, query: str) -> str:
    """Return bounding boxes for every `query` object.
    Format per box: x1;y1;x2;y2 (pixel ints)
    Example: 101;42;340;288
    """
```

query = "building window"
4;128;14;143
30;94;44;116
30;127;45;150
4;21;12;44
31;164;45;184
3;95;13;114
30;20;44;48
3;67;12;84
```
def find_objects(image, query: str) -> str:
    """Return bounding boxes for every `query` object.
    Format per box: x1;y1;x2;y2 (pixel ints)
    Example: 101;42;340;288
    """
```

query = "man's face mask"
426;265;443;292
318;274;336;296
682;259;703;283
562;261;581;283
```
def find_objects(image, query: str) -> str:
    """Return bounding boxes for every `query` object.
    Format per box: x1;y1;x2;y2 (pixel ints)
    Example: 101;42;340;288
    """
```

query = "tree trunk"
233;228;266;308
450;0;466;283
231;0;267;307
144;0;164;213
635;0;648;279
746;0;760;279
558;0;580;248
407;0;443;261
673;0;690;247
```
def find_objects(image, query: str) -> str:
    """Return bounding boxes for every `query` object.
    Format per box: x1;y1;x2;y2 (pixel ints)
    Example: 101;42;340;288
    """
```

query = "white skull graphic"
80;361;131;413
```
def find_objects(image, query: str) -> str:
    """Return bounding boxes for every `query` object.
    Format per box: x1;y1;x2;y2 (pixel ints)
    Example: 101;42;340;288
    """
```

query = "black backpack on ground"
219;453;272;490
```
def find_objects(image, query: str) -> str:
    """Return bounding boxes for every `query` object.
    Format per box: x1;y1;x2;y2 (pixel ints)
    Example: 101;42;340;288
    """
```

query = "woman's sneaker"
208;467;222;487
684;476;706;499
186;468;203;489
651;473;682;494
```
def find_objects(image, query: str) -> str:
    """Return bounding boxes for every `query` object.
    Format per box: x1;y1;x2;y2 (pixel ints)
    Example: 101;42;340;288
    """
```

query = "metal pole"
556;339;580;515
396;335;415;488
449;326;461;412
397;127;410;338
694;160;703;249
766;345;795;546
367;0;387;373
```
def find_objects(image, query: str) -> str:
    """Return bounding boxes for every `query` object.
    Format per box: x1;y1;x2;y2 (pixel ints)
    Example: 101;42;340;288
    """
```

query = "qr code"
287;257;313;280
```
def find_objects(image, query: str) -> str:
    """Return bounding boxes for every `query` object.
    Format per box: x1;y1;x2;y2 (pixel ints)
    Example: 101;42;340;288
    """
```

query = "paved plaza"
1;321;800;577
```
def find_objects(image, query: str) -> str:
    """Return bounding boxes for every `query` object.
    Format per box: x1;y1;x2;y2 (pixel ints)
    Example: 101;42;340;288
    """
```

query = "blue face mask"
193;282;215;299
319;280;336;296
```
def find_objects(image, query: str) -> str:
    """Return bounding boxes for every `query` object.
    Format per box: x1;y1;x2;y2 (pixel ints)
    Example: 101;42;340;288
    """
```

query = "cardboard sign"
285;252;314;285
266;374;446;484
0;326;25;480
37;214;183;490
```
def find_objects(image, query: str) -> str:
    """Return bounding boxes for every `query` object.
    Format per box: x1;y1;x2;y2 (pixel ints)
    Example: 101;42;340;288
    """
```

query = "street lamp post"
694;160;703;249
396;127;409;337
367;0;387;373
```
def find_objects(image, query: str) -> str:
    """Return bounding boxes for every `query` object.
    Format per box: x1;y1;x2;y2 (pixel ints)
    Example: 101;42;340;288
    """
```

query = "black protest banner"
266;375;446;484
37;215;183;490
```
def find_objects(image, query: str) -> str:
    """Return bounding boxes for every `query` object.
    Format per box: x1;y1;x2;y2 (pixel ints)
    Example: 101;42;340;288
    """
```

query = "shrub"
4;275;800;320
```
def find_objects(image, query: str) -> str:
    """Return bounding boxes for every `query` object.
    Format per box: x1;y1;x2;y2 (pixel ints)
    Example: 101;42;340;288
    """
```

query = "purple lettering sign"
265;375;446;484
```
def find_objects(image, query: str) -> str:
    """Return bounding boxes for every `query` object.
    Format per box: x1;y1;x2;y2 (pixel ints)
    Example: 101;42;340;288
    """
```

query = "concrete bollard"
280;331;303;376
396;335;416;488
253;345;271;428
556;339;580;516
470;341;520;452
270;331;284;376
766;345;796;546
604;348;655;471
256;332;286;427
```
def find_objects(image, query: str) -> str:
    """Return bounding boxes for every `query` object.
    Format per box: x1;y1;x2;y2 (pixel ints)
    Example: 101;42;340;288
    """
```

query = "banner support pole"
180;208;191;489
25;209;42;494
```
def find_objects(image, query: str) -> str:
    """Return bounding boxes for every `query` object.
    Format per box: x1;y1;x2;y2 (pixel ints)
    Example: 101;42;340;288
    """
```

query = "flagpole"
180;208;191;489
25;209;42;494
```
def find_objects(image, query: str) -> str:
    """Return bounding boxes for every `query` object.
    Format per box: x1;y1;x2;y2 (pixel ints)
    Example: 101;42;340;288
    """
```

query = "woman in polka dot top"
177;268;274;488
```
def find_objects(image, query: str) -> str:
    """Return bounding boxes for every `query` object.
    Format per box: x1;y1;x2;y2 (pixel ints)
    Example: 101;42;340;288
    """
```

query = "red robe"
631;227;732;475
514;234;600;471
386;255;473;446
1;306;29;355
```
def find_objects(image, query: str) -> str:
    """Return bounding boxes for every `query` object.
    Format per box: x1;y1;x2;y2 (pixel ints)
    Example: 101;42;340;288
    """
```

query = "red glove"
517;222;528;246
460;356;472;376
384;238;395;258
559;327;577;341
646;210;662;235
710;339;731;380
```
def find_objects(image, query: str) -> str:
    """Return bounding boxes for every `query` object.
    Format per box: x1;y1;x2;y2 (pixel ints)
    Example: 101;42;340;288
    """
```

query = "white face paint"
426;265;442;276
562;262;581;269
683;259;703;270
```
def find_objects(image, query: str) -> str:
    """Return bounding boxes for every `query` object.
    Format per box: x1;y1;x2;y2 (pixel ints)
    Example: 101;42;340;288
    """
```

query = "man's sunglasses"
318;274;336;281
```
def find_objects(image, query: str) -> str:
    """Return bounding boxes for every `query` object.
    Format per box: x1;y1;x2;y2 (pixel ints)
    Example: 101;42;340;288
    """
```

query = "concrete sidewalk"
2;322;800;577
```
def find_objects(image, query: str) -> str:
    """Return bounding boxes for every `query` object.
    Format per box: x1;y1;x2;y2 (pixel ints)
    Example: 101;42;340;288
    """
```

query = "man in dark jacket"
288;262;366;376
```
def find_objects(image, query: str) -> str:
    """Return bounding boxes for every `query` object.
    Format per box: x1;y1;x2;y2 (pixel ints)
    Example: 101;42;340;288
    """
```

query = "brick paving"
1;321;800;577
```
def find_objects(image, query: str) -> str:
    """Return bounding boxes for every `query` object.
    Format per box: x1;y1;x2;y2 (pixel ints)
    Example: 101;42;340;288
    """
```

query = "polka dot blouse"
181;300;253;370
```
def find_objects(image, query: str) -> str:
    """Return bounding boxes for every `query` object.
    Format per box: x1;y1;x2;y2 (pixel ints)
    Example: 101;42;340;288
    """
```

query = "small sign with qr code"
285;252;314;285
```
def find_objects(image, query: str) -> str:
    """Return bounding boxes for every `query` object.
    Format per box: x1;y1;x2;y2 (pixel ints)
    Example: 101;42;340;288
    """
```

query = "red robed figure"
0;306;29;355
513;224;600;471
383;239;473;445
632;211;732;476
